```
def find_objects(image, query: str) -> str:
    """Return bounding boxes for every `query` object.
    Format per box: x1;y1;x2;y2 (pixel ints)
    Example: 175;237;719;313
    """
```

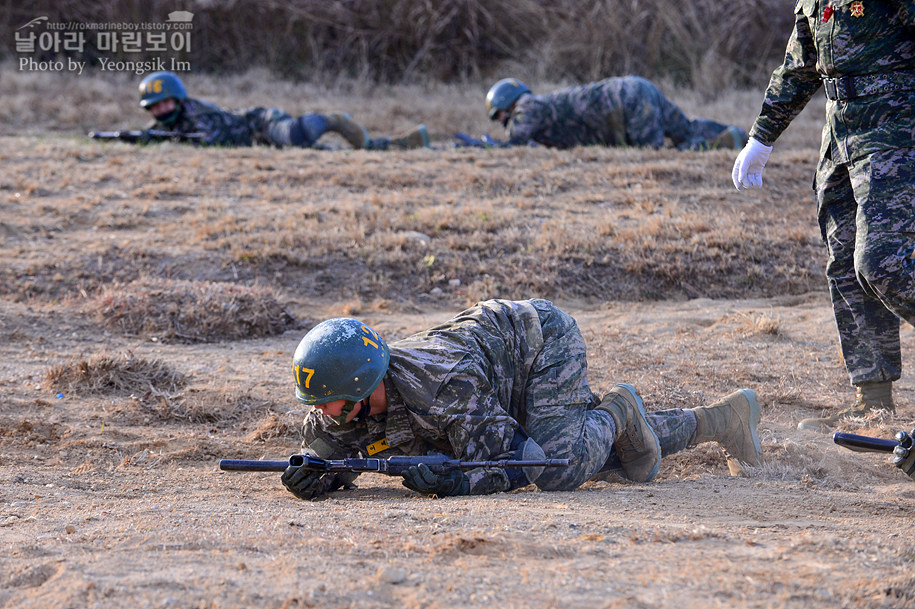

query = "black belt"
823;69;915;101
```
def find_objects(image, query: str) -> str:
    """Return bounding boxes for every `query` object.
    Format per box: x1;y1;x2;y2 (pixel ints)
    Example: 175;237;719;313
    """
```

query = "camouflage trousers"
618;77;730;150
524;301;697;491
244;108;329;148
817;147;915;385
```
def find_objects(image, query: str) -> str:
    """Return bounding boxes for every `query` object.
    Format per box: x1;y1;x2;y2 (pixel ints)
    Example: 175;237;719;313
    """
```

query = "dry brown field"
1;67;914;608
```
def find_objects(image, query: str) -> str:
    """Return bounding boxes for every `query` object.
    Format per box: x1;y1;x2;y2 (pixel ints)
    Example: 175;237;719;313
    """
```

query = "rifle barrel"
219;459;290;472
219;456;570;474
832;432;899;453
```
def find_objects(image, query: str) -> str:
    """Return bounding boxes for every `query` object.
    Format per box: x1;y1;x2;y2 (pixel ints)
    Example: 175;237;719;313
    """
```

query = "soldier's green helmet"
292;318;390;406
485;78;531;120
138;71;187;108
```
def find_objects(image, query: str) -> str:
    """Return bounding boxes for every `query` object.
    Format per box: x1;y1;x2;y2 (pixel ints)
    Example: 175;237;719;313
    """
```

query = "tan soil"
1;135;913;609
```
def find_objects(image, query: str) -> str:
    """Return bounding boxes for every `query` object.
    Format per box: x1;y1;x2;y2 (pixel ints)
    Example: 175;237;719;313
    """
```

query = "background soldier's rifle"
88;129;205;144
220;453;569;475
453;132;511;149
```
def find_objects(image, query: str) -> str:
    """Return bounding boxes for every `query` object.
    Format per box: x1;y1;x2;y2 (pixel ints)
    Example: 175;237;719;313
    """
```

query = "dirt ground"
1;134;914;609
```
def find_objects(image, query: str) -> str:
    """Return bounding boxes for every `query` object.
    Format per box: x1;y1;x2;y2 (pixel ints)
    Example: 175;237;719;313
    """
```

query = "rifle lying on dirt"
453;132;511;149
88;129;205;144
219;453;570;475
833;431;902;453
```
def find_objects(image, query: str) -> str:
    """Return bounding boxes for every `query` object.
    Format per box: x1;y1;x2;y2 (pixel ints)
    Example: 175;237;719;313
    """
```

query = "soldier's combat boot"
390;124;429;150
597;384;661;482
709;126;749;150
325;113;369;150
691;389;762;471
797;381;895;434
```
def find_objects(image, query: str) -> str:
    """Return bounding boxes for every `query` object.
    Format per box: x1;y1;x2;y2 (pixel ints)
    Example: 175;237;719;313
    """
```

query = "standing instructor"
732;1;915;432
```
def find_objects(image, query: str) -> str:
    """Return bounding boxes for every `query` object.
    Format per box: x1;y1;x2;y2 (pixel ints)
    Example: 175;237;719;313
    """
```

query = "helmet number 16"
142;79;164;95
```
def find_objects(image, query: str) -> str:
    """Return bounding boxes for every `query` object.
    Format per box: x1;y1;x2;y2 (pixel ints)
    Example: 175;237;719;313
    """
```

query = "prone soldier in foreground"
280;299;762;499
485;76;748;151
122;71;428;150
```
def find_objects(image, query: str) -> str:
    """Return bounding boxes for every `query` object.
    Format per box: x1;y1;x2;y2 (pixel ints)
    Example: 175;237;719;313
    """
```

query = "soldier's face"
495;109;509;126
148;98;177;119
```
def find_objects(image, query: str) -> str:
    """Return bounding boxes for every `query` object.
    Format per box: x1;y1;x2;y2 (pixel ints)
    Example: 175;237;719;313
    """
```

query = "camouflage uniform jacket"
749;0;915;164
507;78;630;148
299;299;572;495
151;97;254;146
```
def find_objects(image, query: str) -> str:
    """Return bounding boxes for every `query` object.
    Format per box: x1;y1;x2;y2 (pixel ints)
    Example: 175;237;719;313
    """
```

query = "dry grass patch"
244;413;303;443
96;384;284;428
160;386;276;426
44;352;186;399
1;132;825;308
85;278;295;343
0;2;793;87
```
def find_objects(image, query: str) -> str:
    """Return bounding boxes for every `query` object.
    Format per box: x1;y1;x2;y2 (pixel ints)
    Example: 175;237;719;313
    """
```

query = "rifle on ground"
219;453;569;475
832;431;900;453
454;132;511;149
88;129;205;144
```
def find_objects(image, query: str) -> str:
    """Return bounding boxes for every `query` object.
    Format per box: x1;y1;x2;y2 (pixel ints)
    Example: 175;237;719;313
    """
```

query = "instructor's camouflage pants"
524;300;696;491
817;147;915;385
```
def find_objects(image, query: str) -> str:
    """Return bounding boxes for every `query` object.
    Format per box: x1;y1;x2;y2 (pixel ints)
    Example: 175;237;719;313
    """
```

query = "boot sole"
616;383;661;482
738;388;762;465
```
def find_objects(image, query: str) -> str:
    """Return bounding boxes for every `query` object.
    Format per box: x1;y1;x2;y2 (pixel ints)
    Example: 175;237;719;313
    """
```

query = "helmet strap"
352;399;370;421
328;398;370;425
500;106;514;128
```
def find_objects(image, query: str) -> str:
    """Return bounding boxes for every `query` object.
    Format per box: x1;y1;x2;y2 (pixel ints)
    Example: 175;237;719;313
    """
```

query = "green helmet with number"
138;71;187;108
485;78;531;120
292;318;390;406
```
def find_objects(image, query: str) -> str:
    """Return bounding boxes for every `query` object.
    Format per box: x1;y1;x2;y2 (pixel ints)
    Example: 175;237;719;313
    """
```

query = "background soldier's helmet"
485;78;532;120
293;318;390;406
138;71;188;108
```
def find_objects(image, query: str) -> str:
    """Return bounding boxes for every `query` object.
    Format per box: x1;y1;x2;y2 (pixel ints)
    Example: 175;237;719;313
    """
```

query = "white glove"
732;137;774;190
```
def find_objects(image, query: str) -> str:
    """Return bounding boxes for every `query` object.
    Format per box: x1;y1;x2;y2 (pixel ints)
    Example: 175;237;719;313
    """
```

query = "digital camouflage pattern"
748;0;915;386
298;299;698;495
505;76;735;150
749;0;915;162
150;97;329;147
818;148;915;384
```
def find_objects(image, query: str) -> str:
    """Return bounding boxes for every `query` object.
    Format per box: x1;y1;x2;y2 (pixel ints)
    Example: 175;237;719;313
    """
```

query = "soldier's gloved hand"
892;430;915;481
401;463;469;497
732;137;774;190
281;466;353;500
